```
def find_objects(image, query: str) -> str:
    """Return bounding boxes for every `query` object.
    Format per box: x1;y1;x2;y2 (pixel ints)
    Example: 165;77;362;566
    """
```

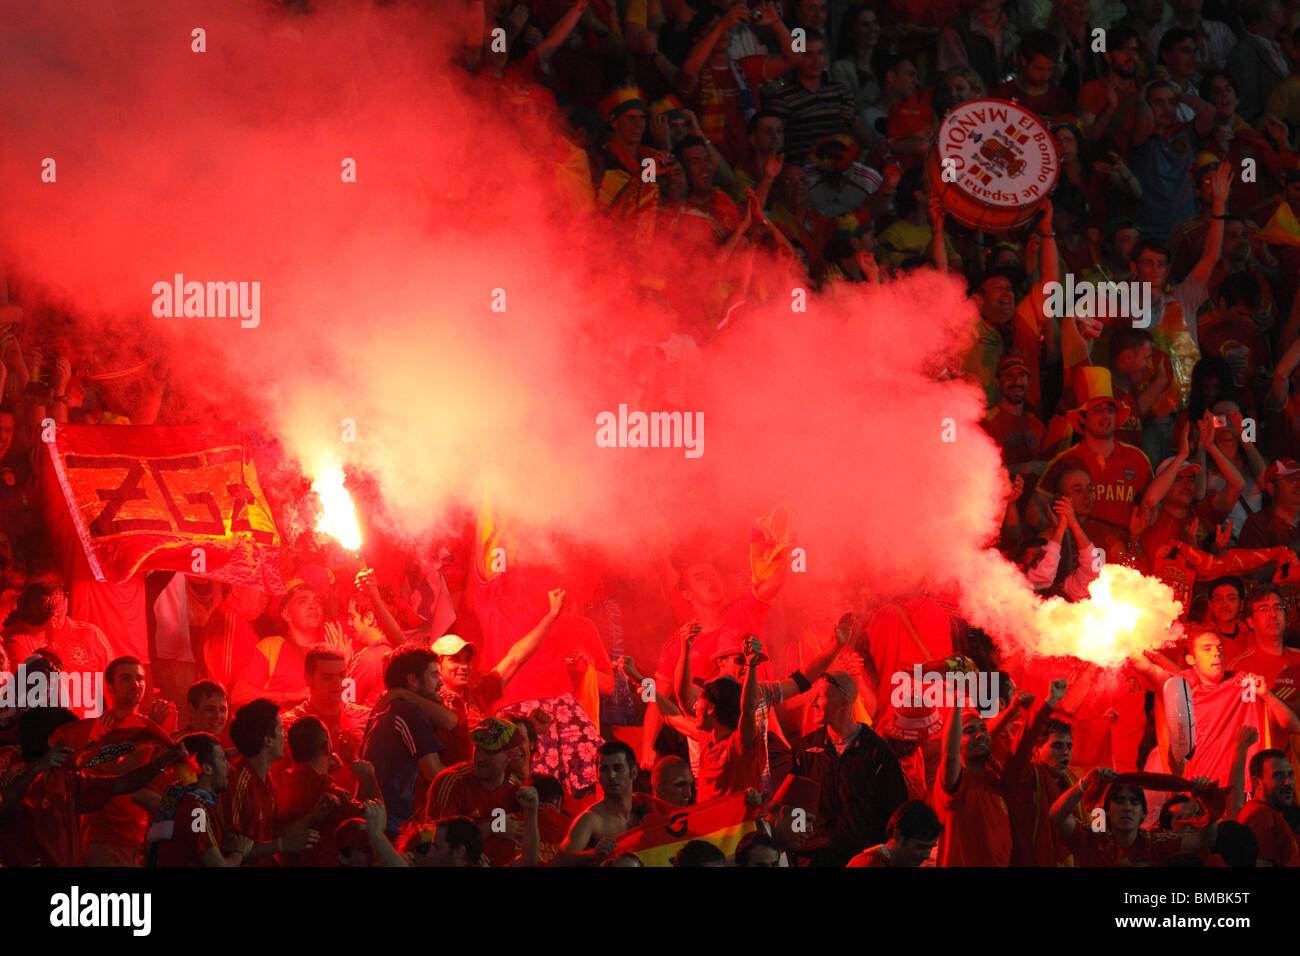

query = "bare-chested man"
552;739;674;866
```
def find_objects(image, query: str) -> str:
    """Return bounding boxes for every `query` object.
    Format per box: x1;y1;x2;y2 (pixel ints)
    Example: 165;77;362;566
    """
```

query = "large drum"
926;97;1059;233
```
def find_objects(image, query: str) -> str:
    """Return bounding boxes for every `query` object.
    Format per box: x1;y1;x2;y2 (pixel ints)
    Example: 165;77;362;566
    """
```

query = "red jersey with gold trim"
219;758;278;866
426;762;522;866
154;791;223;867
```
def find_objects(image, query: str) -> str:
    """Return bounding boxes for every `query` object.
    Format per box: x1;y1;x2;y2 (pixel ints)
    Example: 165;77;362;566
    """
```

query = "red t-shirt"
695;730;763;802
1037;441;1153;529
281;699;371;788
1078;79;1138;155
49;619;115;676
495;616;612;710
426;762;522;866
274;765;363;867
989;80;1072;121
981;406;1046;468
220;758;278;866
153;792;222;867
60;713;160;850
202;596;261;692
884;90;937;170
347;644;388;709
1066;826;1188;866
934;767;1012;866
846;844;897;866
1237;798;1299;866
1229;645;1300;687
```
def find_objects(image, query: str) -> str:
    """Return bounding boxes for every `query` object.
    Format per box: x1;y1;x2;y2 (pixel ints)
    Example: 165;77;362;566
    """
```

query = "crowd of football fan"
4;0;1300;866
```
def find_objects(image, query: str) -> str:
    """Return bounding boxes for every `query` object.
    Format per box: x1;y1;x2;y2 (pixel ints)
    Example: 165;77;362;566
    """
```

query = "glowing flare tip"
313;466;362;552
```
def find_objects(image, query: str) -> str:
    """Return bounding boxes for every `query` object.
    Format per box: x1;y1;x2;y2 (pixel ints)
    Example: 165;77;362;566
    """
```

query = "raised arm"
1141;426;1191;510
1050;767;1112;839
675;623;700;711
680;5;747;88
515;785;541;867
939;701;963;795
779;613;853;699
739;636;761;750
497;588;566;686
362;800;409;867
356;569;408;648
1188;163;1230;290
535;0;590;64
621;656;704;739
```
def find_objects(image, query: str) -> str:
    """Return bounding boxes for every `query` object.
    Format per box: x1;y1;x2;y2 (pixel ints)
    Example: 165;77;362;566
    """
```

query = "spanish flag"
612;793;759;866
1258;201;1300;247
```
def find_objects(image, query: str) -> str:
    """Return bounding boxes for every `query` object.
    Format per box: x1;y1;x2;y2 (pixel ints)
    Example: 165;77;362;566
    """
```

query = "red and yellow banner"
613;793;759;866
46;423;284;591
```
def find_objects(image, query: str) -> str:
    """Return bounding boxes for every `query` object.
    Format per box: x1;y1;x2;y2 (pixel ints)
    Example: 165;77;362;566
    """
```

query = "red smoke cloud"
0;0;1179;667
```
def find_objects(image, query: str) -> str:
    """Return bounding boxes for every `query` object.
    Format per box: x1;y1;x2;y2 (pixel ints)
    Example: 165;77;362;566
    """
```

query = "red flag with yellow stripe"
612;792;759;866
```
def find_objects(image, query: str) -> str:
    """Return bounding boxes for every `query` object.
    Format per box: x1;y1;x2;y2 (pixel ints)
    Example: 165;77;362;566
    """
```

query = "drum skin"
927;97;1060;233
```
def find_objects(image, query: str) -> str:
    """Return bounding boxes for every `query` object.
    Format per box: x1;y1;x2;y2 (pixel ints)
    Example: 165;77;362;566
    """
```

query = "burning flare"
313;464;362;553
1034;565;1185;668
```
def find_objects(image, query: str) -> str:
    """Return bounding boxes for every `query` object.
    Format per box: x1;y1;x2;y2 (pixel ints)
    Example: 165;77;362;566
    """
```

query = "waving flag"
44;423;284;591
612;793;759;866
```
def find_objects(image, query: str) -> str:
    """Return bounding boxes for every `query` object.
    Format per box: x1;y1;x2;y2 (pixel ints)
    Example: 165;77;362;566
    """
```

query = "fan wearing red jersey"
1033;366;1153;534
73;657;175;866
432;588;566;769
150;732;253;867
933;697;1012;866
0;707;183;867
220;699;320;865
981;354;1047;478
274;717;378;867
1239;747;1299;866
1051;770;1219;866
424;717;524;867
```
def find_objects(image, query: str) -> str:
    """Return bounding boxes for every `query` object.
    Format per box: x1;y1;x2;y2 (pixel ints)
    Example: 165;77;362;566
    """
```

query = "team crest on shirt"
1124;469;1135;481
